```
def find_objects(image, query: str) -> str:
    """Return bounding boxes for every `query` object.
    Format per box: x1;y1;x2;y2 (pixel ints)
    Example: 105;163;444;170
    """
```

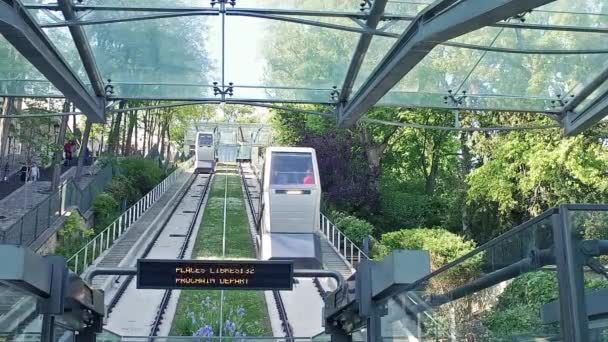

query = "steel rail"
238;163;295;341
149;174;212;337
105;174;210;316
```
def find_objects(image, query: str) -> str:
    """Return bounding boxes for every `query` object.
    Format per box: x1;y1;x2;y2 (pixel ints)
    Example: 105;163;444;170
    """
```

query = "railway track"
238;162;295;340
104;173;212;336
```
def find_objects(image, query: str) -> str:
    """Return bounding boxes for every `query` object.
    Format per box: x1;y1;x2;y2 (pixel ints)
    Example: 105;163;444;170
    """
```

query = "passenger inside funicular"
270;152;315;186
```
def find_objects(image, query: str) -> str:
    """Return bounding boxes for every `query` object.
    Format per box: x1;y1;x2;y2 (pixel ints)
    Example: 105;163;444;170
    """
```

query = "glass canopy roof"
2;0;608;133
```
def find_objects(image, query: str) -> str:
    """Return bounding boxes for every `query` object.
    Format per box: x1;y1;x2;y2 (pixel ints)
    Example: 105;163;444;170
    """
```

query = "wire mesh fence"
68;159;192;274
0;165;113;246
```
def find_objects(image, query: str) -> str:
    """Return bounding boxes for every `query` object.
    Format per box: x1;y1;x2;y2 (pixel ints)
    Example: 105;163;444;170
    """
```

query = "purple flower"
237;307;245;317
224;320;237;334
193;325;214;337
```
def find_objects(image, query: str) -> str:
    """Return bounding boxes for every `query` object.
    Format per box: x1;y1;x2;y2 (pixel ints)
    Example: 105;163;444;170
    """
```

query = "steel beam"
0;1;105;122
339;0;389;103
563;65;608;114
57;0;105;97
563;88;608;136
337;0;556;127
26;4;605;34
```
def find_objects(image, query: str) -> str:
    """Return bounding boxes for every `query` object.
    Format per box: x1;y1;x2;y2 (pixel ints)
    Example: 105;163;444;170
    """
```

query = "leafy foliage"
55;212;94;258
93;193;120;233
118;157;163;194
330;211;375;246
375;228;476;270
483;271;608;338
105;175;141;207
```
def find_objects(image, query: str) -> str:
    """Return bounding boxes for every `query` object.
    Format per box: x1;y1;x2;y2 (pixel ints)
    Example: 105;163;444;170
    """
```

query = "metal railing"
67;160;192;274
0;165;113;246
319;214;369;270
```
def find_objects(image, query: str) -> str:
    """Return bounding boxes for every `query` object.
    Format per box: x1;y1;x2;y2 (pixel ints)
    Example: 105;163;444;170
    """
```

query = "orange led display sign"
137;259;294;290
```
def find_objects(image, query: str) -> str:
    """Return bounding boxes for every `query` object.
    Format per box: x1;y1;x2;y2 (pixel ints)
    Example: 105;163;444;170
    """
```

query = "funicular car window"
198;134;213;146
270;152;315;185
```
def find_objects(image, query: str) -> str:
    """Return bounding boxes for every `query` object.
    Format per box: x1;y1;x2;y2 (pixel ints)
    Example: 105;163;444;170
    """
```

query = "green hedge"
93;192;120;233
119;158;163;194
329;211;375;246
375;227;476;270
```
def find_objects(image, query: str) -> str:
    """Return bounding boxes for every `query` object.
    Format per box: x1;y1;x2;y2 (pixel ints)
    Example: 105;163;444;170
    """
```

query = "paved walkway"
0;164;70;201
0;165;94;232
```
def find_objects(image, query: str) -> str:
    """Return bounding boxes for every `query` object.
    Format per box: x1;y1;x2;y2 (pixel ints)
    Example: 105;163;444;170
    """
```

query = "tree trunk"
121;110;128;155
134;111;139;155
107;101;125;154
165;122;171;169
460;130;473;235
51;102;70;191
159;119;167;161
148;112;156;156
75;120;92;181
0;98;14;179
142;109;148;154
125;111;136;155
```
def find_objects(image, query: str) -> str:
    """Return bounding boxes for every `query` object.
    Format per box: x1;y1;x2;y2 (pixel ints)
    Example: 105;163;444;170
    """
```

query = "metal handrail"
67;159;193;274
319;214;369;270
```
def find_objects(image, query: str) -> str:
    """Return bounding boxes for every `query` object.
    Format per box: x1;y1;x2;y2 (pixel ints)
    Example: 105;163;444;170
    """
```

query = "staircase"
320;237;354;280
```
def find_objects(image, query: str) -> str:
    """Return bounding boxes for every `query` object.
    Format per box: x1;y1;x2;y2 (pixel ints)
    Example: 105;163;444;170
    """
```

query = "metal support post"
51;103;69;192
552;207;589;341
40;314;55;342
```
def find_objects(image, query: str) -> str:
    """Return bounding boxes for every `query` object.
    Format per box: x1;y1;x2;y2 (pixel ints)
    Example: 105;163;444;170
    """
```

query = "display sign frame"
137;259;294;291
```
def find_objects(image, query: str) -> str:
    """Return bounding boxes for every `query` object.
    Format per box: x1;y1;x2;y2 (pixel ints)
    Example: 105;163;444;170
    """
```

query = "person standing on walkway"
30;162;39;184
64;140;72;166
3;162;8;182
19;163;27;183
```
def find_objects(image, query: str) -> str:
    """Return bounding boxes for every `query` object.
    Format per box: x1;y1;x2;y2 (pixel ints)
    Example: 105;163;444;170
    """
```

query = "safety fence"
0;165;114;246
67;159;192;274
319;214;369;270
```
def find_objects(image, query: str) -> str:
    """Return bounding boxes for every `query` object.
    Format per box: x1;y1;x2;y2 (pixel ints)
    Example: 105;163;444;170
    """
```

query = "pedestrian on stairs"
30;163;39;184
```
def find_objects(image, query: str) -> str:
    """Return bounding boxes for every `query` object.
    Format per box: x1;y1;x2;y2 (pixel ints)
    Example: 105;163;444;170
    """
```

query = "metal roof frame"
337;0;556;127
4;0;608;135
0;0;105;122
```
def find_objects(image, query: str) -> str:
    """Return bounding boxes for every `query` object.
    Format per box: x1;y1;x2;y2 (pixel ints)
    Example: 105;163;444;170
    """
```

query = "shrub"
105;175;141;206
55;211;94;257
119;158;163;194
375;228;476;270
331;211;375;246
93;192;120;233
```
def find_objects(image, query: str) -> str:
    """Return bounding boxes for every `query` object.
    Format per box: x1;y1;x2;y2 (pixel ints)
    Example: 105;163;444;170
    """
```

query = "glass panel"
0;36;61;97
0;283;42;339
355;41;485;95
536;0;608;15
84;15;220;98
231;87;335;103
231;16;360;89
385;1;432;16
270;152;315;186
567;208;608;342
75;0;213;8
459;51;608;99
490;27;608;51
380;91;556;112
379;214;560;341
43;27;91;90
236;0;361;12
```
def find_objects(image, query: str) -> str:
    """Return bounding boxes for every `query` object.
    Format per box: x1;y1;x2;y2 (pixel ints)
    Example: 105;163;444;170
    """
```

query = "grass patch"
171;166;272;337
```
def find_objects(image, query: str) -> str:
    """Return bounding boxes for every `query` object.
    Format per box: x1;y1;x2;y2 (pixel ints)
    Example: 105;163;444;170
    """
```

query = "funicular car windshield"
198;134;213;146
270;152;315;186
